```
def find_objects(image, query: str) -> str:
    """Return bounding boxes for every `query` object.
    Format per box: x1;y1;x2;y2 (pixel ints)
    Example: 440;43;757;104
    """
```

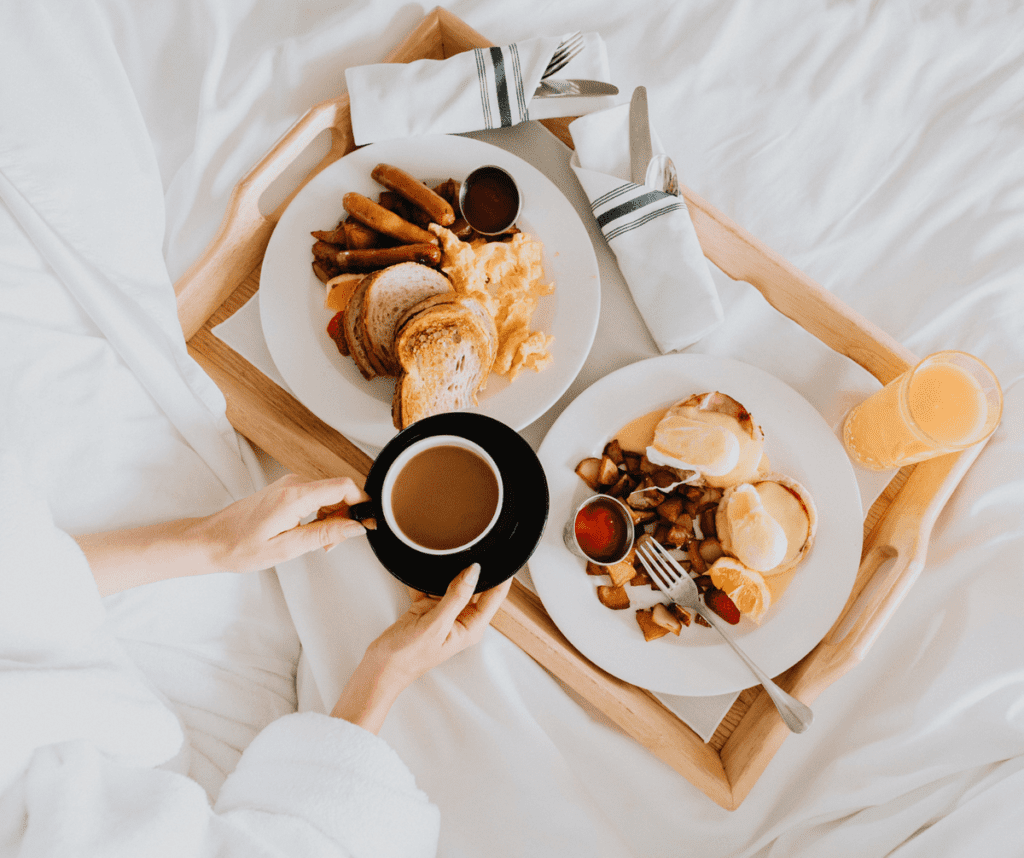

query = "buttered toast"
392;293;497;428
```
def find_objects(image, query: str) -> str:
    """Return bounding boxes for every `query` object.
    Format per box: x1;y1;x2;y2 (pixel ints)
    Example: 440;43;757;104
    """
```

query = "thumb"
433;563;482;626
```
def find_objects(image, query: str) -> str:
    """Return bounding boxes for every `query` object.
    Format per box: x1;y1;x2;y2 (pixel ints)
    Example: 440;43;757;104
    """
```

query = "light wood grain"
176;6;978;810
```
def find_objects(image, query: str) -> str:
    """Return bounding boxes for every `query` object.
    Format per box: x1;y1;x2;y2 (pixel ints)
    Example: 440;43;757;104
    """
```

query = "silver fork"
635;539;814;733
542;31;584;79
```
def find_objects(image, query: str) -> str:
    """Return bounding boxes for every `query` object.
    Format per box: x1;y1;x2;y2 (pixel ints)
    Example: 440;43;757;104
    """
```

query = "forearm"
72;474;369;597
74;517;220;596
330;650;406;735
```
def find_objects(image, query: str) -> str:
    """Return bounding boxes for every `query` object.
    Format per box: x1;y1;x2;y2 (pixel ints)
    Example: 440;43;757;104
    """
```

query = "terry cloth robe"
0;451;440;858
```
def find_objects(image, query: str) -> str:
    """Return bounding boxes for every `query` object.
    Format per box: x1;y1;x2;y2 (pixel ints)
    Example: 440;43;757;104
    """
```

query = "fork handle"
696;606;814;734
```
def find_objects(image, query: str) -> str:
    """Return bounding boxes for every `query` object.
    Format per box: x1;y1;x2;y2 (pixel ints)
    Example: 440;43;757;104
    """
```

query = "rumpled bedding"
2;1;1023;857
0;455;439;858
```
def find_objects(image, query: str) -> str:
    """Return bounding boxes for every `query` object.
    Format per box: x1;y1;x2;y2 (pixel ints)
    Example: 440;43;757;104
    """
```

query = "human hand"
201;472;370;574
371;563;512;687
331;564;512;733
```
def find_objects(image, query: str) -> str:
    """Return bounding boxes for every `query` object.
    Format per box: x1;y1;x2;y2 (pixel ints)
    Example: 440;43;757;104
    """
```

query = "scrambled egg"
431;225;554;381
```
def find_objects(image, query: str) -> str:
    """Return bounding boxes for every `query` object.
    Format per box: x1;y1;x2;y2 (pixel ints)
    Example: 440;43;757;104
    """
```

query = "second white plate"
531;354;863;697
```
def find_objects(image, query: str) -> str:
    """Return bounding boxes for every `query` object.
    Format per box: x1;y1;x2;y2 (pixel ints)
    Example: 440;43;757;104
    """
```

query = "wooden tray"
175;7;984;810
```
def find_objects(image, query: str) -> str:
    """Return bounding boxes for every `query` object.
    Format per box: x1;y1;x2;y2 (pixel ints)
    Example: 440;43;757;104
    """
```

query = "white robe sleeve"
0;452;440;858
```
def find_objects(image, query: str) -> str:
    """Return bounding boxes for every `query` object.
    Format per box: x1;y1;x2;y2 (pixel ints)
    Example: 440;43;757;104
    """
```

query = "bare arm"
75;474;369;596
74;474;510;736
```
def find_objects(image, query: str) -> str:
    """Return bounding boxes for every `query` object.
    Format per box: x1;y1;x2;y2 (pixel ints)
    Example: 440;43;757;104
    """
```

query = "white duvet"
2;1;1022;856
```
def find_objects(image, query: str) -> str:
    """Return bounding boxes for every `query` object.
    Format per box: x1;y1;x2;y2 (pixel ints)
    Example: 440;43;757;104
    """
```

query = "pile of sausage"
310;163;474;282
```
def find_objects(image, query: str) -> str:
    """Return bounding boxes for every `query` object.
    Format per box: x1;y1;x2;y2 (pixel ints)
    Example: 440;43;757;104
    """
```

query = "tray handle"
176;97;354;341
808;441;985;690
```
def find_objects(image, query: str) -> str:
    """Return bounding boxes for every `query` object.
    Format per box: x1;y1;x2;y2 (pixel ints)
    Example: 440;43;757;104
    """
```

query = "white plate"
531;354;863;697
259;134;600;448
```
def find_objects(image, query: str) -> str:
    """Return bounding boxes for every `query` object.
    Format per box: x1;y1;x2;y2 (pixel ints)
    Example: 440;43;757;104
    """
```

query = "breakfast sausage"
344;219;388;249
312;241;442;273
371;163;456;226
342;192;438;245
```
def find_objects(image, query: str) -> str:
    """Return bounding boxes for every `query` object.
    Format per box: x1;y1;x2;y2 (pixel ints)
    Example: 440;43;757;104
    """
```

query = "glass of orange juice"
842;351;1002;470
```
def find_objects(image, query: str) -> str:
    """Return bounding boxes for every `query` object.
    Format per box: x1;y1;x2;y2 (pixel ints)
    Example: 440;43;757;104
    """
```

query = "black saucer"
356;412;549;596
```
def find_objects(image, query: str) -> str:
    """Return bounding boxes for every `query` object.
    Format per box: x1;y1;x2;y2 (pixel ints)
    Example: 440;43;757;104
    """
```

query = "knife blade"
532;79;619;98
628;86;653;185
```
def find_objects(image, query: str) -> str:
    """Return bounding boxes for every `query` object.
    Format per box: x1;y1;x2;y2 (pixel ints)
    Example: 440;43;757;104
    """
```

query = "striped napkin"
346;33;611;145
569;105;723;352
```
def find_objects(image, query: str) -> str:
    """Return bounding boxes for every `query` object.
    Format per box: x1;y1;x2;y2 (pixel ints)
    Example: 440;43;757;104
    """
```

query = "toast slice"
342;274;383;379
391;294;498;429
360;262;452;375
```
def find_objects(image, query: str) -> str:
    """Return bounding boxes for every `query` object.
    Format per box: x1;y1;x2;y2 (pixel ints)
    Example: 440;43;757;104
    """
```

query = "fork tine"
648;538;688;580
542;31;584;79
551;39;584;73
636;542;672;591
548;31;583;63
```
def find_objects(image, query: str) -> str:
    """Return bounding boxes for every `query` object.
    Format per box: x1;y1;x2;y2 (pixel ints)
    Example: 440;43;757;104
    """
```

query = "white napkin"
569;105;724;353
346;33;613;145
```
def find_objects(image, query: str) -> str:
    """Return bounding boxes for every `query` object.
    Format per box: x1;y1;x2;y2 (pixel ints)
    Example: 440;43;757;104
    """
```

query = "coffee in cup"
355;435;503;555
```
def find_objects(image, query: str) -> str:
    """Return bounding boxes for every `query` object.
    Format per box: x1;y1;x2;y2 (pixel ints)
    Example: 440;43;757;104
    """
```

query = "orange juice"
906;361;987;445
843;351;1001;470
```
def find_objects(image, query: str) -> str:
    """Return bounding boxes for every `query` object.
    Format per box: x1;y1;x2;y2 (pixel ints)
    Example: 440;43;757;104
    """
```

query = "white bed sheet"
3;1;1023;856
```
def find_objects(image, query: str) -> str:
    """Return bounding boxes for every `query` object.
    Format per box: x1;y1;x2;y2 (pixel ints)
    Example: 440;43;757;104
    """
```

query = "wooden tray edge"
173;6;980;810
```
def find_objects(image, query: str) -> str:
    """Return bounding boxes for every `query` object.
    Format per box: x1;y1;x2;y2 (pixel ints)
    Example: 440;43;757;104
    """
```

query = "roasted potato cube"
699;537;724;565
633;535;665;587
597;455;620;486
639;454;659;474
687;539;708;574
651;603;682;635
607;473;637;499
651;469;678;488
666;515;694;546
700;487;724;505
671;467;699;484
585;561;607;577
698;503;719;539
627;478;660;510
631;566;653;587
575;457;603;490
669;603;692;627
629;508;657;526
605;558;636;588
622;452;643;475
602;438;624;466
635;608;670;641
656;495;685;523
597;585;630;610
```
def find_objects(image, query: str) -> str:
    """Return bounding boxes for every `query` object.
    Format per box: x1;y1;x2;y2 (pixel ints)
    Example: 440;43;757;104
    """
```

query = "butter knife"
533;79;619;98
628;86;653;185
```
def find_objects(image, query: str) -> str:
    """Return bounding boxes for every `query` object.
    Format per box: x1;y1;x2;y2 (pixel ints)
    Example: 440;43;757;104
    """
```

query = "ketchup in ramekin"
564;494;635;565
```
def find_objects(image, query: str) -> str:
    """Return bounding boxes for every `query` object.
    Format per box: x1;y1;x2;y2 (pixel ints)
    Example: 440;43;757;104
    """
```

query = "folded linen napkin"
569;105;723;352
346;33;612;145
